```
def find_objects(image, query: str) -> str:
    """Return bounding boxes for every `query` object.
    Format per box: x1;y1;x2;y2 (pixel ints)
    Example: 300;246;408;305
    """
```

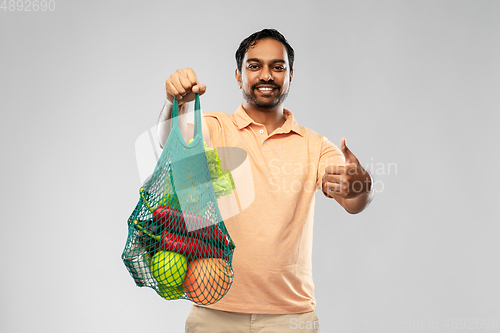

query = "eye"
274;65;285;71
247;64;259;70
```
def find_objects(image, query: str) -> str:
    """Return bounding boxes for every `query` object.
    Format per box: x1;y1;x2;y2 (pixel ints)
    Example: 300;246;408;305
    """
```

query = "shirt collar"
233;105;305;137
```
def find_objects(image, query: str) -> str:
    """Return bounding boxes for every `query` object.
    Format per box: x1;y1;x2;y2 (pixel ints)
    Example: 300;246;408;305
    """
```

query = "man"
157;29;374;333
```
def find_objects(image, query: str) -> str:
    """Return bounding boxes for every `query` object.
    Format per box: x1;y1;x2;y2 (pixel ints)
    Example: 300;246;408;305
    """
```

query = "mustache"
251;82;281;90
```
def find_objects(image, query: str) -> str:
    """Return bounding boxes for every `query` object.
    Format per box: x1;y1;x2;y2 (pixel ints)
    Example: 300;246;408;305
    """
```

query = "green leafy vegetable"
213;170;235;198
187;139;235;199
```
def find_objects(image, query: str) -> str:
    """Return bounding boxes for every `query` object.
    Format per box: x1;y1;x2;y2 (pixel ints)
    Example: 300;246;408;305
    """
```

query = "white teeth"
258;87;273;91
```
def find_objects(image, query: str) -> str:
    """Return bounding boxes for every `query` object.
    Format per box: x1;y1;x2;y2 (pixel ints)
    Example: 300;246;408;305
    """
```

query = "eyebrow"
246;58;286;64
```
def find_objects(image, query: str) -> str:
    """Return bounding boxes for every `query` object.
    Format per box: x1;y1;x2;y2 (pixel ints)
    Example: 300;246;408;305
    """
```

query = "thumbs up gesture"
322;137;372;199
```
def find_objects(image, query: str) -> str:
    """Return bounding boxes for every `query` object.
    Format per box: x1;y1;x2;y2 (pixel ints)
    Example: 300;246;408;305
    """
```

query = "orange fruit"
182;258;232;305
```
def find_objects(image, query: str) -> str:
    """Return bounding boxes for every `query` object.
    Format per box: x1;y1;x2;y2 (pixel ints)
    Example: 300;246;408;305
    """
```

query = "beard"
242;82;290;110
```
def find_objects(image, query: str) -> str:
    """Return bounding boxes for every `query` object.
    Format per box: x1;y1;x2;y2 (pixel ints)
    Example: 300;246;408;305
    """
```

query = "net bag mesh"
122;94;235;305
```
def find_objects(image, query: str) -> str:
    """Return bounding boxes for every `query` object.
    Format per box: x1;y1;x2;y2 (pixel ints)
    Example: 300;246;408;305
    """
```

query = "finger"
340;137;347;152
193;83;207;96
323;174;342;184
185;67;198;86
166;80;184;101
325;165;348;175
324;181;342;193
171;75;188;98
165;80;175;102
179;73;194;94
340;137;359;164
324;182;345;198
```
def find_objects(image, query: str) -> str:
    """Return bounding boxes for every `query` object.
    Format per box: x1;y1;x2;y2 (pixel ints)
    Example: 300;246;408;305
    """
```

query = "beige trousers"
185;305;320;333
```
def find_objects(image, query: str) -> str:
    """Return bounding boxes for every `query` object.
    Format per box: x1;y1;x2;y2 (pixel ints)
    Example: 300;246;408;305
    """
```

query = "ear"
289;70;293;83
235;69;242;89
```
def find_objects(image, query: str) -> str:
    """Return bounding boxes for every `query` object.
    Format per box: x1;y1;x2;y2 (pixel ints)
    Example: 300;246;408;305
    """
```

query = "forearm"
157;99;188;148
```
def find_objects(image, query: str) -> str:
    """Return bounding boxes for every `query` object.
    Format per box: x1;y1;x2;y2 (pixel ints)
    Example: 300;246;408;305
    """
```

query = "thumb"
192;83;207;96
340;137;358;164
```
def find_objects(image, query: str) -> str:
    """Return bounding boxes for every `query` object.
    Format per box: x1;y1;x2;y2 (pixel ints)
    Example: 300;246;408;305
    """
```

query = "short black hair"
235;28;295;73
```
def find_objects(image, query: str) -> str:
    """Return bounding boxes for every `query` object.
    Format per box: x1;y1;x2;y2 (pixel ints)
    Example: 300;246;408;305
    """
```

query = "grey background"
1;0;499;332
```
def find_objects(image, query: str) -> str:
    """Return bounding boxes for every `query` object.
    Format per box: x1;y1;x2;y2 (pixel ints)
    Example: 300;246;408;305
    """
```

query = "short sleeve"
201;113;222;147
186;113;222;147
316;136;345;192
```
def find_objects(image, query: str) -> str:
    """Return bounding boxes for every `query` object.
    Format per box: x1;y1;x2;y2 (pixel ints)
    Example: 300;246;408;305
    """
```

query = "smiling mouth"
255;86;278;94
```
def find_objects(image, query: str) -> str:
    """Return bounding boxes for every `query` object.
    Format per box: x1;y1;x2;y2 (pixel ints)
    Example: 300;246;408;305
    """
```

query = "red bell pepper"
132;220;230;261
153;205;234;249
160;231;229;261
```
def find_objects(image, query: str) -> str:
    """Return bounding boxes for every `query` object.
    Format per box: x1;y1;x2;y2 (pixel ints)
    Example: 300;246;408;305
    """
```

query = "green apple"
150;251;187;287
158;284;185;300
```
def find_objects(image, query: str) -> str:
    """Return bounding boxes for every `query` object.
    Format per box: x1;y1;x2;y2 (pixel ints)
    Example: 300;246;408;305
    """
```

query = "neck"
241;102;286;134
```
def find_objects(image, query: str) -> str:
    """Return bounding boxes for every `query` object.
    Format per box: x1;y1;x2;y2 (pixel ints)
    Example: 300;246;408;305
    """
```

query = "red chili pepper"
160;231;229;261
153;205;234;249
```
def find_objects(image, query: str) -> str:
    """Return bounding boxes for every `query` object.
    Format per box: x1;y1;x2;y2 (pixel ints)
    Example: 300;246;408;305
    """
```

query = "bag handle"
171;94;202;143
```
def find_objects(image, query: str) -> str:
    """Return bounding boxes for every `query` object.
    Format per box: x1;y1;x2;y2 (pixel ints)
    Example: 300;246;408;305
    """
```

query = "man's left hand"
322;137;372;199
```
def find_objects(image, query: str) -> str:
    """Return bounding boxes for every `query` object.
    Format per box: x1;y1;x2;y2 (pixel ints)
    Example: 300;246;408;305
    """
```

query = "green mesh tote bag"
122;94;235;305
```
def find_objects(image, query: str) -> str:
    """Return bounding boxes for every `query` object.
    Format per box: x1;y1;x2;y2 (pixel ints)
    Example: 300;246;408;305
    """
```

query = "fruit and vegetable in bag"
133;221;231;260
158;284;184;300
186;139;235;199
160;231;230;261
152;205;234;248
183;258;232;305
157;169;181;209
150;250;188;287
124;95;234;305
212;169;235;198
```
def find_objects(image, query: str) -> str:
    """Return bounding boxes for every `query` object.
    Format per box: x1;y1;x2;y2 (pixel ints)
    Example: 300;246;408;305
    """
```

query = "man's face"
236;38;293;110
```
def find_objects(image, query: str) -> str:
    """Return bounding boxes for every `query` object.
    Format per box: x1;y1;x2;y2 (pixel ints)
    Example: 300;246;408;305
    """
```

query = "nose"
259;66;273;81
